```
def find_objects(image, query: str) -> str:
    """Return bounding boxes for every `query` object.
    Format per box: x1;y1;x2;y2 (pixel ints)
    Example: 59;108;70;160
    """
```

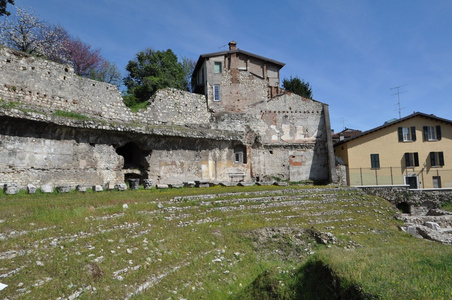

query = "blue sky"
4;0;452;132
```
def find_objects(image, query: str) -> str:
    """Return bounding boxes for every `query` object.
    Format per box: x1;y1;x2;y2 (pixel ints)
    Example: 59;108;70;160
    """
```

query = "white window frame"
427;126;436;141
213;85;220;101
402;127;411;142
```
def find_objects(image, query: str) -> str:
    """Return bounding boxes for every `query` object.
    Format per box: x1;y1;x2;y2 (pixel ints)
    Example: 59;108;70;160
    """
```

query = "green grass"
0;98;18;109
52;109;90;120
0;186;451;299
441;201;452;212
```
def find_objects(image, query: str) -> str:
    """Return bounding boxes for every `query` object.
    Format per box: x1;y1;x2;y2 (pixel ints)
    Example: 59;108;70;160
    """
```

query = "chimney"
228;41;237;51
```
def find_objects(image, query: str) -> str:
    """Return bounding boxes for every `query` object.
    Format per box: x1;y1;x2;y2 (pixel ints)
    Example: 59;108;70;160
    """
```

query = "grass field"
1;186;451;299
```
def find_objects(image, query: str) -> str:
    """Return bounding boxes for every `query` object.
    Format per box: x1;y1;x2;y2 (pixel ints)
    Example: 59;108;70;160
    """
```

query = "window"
370;154;380;169
433;176;442;188
430;152;444;167
214;62;222;73
398;127;416;142
404;152;419;168
213;85;220;101
234;146;247;164
423;126;442;141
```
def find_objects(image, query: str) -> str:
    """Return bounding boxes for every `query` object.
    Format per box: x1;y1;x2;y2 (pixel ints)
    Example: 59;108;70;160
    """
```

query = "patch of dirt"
244;226;321;261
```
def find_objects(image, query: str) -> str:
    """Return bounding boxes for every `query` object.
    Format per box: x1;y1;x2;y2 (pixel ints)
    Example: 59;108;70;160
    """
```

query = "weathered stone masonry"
0;45;336;190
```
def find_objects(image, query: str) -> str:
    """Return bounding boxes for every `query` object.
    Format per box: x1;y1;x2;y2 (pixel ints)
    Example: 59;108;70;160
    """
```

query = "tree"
283;76;313;99
63;38;103;77
89;60;122;89
1;7;122;87
180;56;196;92
0;0;14;16
36;24;70;64
0;7;44;54
124;48;186;103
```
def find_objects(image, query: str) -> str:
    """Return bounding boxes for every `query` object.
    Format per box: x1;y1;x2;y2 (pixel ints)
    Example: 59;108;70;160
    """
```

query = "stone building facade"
0;43;336;190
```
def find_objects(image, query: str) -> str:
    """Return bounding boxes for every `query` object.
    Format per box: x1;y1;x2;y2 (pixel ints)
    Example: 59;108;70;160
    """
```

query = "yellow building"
334;112;452;189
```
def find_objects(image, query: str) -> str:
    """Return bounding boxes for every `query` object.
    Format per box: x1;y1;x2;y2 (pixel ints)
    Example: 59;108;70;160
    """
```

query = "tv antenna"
390;85;407;119
339;117;345;130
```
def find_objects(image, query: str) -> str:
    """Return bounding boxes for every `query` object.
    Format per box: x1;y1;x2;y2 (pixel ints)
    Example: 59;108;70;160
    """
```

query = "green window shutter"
370;154;380;168
414;152;419;167
411;126;416;141
398;127;403;142
439;152;444;166
405;153;410;167
423;126;428;141
436;125;442;141
430;152;435;166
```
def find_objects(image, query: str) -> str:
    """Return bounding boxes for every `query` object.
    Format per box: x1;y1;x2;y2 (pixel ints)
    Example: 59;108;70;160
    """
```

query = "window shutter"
436;125;442;141
439;152;444;166
370;154;380;168
398;127;403;142
411;126;416;141
430;152;435;166
414;152;419;167
423;126;428;141
405;153;410;167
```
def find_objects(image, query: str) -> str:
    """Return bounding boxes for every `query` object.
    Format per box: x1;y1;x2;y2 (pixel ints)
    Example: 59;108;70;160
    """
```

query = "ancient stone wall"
0;47;334;188
359;186;452;207
144;88;210;125
0;48;211;126
0;133;123;188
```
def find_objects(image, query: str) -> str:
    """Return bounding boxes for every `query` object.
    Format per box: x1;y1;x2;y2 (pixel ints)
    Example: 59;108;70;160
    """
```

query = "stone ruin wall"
0;47;210;126
211;92;332;183
0;47;334;189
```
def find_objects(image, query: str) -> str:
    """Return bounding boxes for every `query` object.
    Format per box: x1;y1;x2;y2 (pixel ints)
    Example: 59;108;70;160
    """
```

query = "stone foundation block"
93;185;103;192
4;184;19;195
41;185;54;193
27;184;37;194
128;179;140;190
76;185;87;192
220;182;237;187
115;183;128;191
238;182;255;187
183;181;196;188
157;184;169;189
195;180;209;188
257;181;275;186
143;179;153;189
169;183;183;189
57;186;71;193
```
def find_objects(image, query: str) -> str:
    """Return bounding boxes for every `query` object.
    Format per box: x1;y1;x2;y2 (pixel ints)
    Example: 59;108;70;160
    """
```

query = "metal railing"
347;167;452;188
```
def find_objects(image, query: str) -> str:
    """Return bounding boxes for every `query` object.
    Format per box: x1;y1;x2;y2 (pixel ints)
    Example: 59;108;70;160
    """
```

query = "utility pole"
390;85;407;119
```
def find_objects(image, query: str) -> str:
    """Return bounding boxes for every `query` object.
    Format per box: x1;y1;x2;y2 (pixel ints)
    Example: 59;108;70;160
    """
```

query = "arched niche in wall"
116;142;143;169
115;142;151;181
